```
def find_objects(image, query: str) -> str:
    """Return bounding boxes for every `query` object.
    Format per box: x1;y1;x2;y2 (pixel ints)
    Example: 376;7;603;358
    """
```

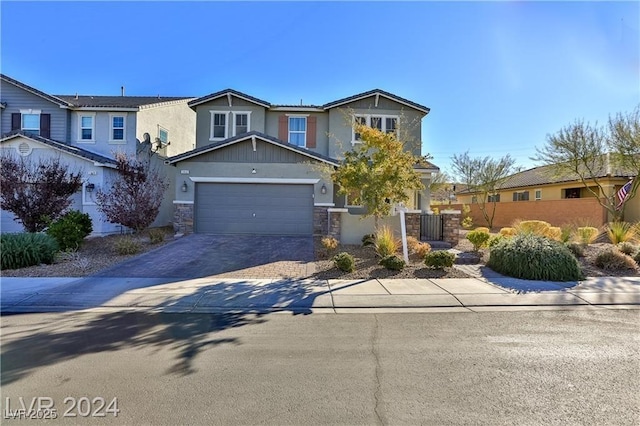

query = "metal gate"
420;214;444;241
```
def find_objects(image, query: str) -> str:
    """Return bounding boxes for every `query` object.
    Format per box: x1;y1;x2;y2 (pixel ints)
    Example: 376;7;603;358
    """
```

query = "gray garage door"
195;183;314;235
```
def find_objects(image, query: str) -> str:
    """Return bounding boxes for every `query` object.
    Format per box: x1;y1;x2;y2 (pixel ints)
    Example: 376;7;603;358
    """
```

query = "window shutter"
513;192;517;201
11;113;20;131
306;116;317;148
40;114;51;138
278;115;288;141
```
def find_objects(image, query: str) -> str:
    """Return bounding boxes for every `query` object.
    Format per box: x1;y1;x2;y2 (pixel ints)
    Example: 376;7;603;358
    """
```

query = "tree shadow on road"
1;277;346;385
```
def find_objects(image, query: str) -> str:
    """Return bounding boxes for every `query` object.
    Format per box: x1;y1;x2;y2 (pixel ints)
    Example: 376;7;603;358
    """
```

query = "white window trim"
20;109;42;134
535;189;542;200
158;125;169;145
232;111;252;137
109;113;127;144
209;111;230;141
351;114;399;144
77;112;96;143
287;114;307;147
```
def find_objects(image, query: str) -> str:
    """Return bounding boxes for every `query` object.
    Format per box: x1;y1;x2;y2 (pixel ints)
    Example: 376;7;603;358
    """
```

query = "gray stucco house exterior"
166;88;439;237
0;74;195;235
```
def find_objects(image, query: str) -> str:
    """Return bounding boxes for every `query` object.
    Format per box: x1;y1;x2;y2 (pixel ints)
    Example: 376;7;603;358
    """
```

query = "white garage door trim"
190;177;320;184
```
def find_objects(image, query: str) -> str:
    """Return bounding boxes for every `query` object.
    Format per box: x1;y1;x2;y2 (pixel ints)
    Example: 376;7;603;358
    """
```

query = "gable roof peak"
0;73;73;108
188;89;271;109
322;88;430;114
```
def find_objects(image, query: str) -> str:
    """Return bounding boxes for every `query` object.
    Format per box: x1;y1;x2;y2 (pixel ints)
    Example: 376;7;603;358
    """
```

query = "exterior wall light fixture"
86;183;95;192
181;181;188;192
320;184;327;195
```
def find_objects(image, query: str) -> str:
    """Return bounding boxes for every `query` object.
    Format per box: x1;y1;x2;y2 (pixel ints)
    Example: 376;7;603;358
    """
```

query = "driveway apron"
94;234;314;279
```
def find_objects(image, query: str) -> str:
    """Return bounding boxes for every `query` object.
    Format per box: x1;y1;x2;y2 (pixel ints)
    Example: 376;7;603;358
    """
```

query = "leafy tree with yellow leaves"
332;124;425;222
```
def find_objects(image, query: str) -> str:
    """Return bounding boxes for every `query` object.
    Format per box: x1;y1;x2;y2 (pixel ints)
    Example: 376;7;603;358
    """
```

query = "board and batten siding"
180;139;315;164
0;80;68;141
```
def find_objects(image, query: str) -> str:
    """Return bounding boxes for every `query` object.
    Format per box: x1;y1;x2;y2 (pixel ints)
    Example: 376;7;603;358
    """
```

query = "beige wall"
136;100;196;157
339;211;412;245
449;198;607;229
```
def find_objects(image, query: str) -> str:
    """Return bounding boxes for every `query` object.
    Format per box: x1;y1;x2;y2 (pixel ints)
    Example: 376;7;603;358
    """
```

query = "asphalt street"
1;310;638;425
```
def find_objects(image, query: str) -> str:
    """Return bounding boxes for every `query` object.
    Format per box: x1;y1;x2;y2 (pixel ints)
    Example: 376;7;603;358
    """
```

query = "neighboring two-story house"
166;89;439;237
0;74;195;234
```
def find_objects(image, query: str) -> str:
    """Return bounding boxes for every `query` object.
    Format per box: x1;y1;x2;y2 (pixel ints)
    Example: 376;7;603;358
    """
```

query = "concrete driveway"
94;234;315;279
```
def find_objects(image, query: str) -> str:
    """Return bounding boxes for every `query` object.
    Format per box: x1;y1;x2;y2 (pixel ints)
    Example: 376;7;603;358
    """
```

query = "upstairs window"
22;113;40;135
158;127;169;145
288;116;306;147
210;112;228;140
110;114;126;142
12;111;50;138
79;114;95;141
353;116;367;141
233;112;250;136
352;114;399;143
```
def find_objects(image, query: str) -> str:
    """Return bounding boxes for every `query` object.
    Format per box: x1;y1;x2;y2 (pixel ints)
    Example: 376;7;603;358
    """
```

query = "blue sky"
1;1;638;175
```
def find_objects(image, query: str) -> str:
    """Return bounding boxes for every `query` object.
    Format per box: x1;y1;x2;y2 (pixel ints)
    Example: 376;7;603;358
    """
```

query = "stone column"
405;212;421;240
441;210;461;246
173;202;194;235
313;206;329;235
327;208;347;241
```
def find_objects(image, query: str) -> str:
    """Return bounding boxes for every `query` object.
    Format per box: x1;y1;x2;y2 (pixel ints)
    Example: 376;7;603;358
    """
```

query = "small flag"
616;179;633;210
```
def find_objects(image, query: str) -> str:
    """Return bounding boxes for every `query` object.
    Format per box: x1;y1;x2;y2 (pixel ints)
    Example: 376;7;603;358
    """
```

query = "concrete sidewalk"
1;275;639;314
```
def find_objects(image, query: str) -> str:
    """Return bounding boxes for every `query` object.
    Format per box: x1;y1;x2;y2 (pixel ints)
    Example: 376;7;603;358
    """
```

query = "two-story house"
0;74;195;234
166;89;439;238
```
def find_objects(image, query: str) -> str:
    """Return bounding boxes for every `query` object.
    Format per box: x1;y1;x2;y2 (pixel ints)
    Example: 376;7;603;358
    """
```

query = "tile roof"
166;131;340;166
188;89;271;109
322;89;431;114
56;95;193;109
458;161;636;194
1;74;73;107
0;131;116;166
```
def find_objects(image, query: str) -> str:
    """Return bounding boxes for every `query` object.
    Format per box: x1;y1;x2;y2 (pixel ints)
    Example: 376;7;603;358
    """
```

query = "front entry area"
195;183;314;236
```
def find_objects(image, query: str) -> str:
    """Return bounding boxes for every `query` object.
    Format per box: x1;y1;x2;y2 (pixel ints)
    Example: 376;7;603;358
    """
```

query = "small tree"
332;124;425;222
0;153;83;232
451;151;518;229
95;153;169;232
533;106;640;221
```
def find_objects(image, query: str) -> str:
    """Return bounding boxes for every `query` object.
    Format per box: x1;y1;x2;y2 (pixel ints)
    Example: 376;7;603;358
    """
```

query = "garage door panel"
195;183;313;235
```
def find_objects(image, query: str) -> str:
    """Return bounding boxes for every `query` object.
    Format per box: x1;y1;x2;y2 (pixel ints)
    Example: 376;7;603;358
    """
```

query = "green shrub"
379;255;405;271
46;210;93;251
474;227;490;234
565;242;585;258
560;226;574;243
487;234;583;281
114;236;141;255
617;241;638;256
424;250;455;269
467;229;490;251
576;227;599;244
1;233;59;270
148;228;165;244
333;252;355;272
595;248;637;271
361;234;375;247
374;226;400;258
461;216;474;229
606;222;637;245
488;235;505;248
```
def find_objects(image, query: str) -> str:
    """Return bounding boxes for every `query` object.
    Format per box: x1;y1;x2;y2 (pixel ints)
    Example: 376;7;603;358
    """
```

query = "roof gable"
188;89;271;109
0;74;72;108
1;131;116;166
322;89;430;114
166;131;339;166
